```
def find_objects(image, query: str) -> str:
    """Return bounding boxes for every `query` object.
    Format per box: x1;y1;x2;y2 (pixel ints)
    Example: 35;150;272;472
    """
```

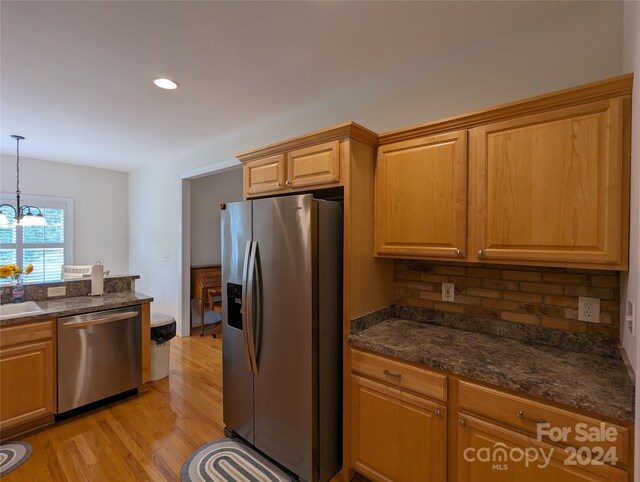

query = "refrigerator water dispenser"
226;283;243;330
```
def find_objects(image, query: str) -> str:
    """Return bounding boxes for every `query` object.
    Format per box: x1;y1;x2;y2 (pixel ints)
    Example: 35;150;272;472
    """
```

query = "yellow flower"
0;266;13;278
25;264;33;275
6;264;20;274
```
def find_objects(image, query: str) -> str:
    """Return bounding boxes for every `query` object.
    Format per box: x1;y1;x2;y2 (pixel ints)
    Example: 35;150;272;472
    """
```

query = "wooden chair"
191;266;221;336
207;288;223;338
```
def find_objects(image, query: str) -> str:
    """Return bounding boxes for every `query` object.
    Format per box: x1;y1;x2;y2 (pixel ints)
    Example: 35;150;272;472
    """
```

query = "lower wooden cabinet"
350;374;447;482
457;415;627;482
458;380;629;466
0;320;55;435
349;348;633;482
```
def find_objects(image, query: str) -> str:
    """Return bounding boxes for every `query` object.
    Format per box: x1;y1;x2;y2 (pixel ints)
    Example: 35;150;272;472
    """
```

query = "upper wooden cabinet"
287;140;340;189
471;98;627;268
375;130;467;259
244;154;286;196
237;122;378;199
375;74;632;270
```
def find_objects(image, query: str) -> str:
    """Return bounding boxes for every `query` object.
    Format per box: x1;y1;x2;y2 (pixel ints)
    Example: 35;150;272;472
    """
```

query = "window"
0;194;74;284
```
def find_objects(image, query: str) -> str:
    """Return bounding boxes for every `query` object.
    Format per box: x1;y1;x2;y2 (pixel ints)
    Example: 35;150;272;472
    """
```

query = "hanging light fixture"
0;135;47;226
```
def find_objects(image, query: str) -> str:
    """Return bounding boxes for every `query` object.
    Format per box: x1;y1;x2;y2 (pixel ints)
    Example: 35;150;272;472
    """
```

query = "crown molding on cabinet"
236;121;378;163
379;73;634;145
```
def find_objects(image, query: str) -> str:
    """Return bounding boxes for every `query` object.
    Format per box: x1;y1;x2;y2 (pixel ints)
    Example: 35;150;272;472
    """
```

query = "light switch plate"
578;296;600;323
48;286;66;297
627;300;635;336
442;283;455;302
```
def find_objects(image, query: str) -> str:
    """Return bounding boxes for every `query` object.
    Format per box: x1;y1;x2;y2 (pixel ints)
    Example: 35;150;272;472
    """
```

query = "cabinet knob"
458;419;466;427
285;180;291;187
434;409;441;417
477;249;485;257
455;248;461;256
276;182;282;187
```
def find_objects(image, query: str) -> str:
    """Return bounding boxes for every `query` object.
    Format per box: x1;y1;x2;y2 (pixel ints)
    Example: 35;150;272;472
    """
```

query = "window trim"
0;193;74;280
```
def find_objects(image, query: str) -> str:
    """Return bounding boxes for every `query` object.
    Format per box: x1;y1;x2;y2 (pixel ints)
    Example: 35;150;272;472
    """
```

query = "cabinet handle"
516;411;546;424
276;182;282;187
478;249;485;257
434;409;441;417
383;369;402;379
455;248;461;256
285;180;291;187
458;419;466;427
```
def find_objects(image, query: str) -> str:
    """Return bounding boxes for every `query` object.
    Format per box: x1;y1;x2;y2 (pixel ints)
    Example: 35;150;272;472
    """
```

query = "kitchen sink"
0;301;45;320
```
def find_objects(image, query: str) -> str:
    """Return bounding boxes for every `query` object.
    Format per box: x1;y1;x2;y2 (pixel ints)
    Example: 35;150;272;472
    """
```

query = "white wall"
621;1;640;370
620;2;640;481
0;154;129;275
190;168;243;267
129;2;623;327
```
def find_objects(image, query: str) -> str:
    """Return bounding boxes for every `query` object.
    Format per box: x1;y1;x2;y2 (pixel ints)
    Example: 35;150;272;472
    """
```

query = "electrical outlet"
47;286;66;297
442;283;455;302
162;254;169;263
626;300;635;336
578;296;600;323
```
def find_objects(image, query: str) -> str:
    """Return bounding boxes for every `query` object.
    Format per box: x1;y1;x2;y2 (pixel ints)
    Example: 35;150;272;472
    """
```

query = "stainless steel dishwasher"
57;306;142;414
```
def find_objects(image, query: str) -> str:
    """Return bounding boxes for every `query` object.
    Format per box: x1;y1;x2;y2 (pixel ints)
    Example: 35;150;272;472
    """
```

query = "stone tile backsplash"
394;260;620;338
0;275;138;304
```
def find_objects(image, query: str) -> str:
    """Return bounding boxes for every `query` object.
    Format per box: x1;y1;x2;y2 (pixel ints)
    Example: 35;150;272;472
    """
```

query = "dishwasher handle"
61;311;139;329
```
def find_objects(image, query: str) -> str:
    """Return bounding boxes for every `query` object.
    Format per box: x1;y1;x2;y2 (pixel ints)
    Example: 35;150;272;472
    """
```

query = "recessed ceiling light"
153;78;178;90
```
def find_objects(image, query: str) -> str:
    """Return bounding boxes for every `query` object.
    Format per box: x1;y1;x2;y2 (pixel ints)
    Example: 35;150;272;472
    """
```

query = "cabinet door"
375;130;467;258
471;99;625;267
457;415;627;482
351;375;446;482
244;154;286;196
0;339;55;430
286;140;340;189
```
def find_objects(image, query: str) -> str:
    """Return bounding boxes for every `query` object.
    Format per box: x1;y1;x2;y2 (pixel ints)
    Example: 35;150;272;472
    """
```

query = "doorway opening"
179;161;242;337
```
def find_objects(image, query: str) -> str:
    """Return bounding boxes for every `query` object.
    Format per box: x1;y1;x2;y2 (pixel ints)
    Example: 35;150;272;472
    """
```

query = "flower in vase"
0;263;34;281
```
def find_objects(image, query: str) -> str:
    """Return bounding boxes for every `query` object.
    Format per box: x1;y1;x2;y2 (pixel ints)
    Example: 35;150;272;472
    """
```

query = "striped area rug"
0;442;32;476
182;439;295;482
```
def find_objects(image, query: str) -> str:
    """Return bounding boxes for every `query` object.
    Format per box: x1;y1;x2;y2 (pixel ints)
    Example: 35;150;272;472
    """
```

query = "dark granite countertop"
0;291;153;326
348;318;635;423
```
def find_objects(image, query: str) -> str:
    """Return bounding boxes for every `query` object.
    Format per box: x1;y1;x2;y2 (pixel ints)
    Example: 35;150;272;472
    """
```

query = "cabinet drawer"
286;140;340;188
350;349;447;402
0;319;54;348
458;380;629;465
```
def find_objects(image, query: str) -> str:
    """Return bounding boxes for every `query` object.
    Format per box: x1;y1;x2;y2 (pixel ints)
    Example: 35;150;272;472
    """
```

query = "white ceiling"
0;1;577;172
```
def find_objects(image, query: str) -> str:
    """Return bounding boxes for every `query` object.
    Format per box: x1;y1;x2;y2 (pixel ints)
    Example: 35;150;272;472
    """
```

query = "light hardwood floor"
4;330;225;481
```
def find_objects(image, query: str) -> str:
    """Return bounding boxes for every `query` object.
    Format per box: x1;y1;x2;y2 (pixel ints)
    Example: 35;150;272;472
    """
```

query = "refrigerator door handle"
241;240;254;372
246;240;259;373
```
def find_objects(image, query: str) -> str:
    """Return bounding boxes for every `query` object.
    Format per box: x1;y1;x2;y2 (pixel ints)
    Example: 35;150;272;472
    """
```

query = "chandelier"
0;135;47;226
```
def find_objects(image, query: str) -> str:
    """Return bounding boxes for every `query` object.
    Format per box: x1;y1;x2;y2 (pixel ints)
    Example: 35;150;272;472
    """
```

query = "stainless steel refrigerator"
221;194;343;482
